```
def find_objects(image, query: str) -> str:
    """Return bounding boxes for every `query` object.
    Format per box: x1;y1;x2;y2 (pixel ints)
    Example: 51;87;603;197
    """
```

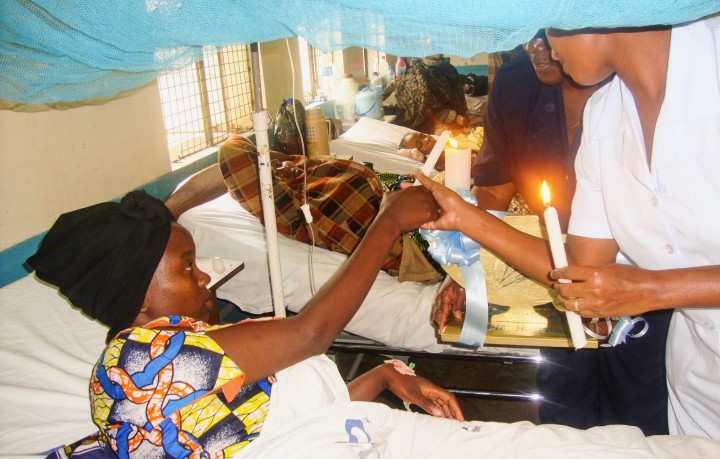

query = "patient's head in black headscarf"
27;190;175;341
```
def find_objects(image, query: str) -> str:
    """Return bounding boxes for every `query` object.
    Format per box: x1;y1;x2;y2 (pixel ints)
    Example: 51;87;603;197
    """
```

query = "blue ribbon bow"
420;190;501;347
606;316;649;347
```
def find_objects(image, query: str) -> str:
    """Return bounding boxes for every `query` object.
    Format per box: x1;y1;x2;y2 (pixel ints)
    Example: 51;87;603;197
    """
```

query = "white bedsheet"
239;356;720;459
178;193;453;353
0;274;107;457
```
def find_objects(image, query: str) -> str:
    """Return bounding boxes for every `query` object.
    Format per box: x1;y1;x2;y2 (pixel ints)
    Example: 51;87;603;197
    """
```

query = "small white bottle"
334;74;359;130
370;72;384;118
387;65;395;82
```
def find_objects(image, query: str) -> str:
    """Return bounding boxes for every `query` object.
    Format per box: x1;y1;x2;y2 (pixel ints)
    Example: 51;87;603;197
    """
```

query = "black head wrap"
27;190;175;341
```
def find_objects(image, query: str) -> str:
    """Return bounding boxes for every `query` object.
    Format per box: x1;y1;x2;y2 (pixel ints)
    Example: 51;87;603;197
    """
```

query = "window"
157;45;254;163
297;37;316;103
298;37;335;103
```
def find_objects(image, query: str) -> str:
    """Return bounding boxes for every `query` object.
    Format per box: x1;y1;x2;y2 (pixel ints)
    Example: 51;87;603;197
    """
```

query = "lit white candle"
413;130;450;185
541;181;587;349
444;139;471;193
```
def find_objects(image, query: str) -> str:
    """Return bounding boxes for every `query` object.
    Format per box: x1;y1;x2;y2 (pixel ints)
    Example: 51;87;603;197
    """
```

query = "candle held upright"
444;138;472;193
541;181;588;349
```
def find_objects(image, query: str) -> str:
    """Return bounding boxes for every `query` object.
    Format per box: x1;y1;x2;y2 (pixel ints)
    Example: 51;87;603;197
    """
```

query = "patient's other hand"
434;276;466;331
384;367;464;421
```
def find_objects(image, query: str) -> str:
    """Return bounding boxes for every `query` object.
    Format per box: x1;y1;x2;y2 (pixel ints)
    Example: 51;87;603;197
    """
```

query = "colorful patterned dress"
90;316;272;458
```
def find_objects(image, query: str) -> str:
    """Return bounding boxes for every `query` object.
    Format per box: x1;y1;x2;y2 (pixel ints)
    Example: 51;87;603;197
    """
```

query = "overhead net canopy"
1;0;718;105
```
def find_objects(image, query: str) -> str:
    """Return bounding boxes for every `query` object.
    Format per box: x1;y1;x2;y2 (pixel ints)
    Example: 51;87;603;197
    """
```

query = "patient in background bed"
398;130;481;172
27;188;460;458
396;130;444;168
166;134;440;283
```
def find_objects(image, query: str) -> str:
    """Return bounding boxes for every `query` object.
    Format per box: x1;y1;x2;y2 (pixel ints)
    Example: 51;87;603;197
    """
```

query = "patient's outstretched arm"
164;164;227;219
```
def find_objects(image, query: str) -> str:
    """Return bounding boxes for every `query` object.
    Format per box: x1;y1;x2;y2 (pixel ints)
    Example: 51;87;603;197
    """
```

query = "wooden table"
441;304;598;349
439;214;598;349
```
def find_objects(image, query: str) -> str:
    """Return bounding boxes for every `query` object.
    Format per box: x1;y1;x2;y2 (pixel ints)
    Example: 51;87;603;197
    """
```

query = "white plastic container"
334;74;359;130
355;87;382;120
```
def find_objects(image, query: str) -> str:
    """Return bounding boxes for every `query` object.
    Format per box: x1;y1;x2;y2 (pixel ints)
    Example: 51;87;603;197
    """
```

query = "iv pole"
249;42;286;317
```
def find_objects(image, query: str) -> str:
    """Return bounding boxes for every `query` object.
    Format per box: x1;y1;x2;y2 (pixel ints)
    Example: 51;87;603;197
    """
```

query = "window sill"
170;146;219;172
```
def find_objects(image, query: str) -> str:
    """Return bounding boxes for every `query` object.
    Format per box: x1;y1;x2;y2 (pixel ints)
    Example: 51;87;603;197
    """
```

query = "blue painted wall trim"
454;64;488;76
0;149;219;287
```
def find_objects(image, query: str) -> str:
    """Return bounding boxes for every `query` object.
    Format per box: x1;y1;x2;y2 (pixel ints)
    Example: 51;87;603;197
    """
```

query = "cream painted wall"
260;38;305;116
2;42;473;252
0;83;170;250
450;53;489;67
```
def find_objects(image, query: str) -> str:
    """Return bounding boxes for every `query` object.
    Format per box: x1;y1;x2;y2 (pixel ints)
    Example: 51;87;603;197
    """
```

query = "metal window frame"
158;45;254;162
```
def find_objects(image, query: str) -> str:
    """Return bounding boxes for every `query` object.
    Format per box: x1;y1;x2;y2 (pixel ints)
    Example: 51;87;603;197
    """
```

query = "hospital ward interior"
2;1;720;458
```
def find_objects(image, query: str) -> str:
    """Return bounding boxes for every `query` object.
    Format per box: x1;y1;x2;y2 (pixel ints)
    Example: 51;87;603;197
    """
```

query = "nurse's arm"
555;236;720;317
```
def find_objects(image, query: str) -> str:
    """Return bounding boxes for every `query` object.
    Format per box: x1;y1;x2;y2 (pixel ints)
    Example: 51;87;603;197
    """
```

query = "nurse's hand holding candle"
542;181;588;349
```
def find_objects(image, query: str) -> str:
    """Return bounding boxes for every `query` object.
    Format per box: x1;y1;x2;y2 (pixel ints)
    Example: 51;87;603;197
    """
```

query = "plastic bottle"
395;56;407;78
369;72;384;118
387;65;395;82
305;107;331;157
334;74;359;130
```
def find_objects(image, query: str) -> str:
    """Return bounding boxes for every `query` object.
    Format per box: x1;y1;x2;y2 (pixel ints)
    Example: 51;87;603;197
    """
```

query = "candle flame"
541;180;551;206
448;138;458;148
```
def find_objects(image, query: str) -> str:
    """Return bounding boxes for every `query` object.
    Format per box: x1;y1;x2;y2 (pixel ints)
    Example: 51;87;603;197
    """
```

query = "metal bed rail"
328;331;544;402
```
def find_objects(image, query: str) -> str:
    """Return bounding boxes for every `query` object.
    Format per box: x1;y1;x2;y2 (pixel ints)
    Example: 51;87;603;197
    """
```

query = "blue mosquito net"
1;0;718;105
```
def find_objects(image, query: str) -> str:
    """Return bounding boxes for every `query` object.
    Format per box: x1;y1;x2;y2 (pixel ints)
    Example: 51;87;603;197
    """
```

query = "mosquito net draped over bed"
1;0;717;105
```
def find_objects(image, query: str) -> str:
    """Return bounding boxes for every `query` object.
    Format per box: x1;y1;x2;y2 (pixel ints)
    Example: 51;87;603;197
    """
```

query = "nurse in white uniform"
545;18;720;439
416;16;720;440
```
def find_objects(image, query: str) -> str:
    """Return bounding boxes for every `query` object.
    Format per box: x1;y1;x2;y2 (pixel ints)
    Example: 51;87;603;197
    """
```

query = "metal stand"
249;42;286;317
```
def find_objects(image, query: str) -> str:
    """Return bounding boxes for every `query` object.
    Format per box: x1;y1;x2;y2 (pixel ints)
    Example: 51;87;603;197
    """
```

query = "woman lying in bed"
29;191;720;458
399;129;482;171
27;188;459;458
166;134;440;283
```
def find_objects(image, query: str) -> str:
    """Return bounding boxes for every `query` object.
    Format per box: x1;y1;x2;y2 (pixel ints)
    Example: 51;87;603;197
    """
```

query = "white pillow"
0;274;107;456
329;117;424;174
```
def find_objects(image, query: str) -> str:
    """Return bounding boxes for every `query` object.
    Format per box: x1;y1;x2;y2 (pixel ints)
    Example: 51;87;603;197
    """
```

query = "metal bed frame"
220;300;543;402
328;330;544;402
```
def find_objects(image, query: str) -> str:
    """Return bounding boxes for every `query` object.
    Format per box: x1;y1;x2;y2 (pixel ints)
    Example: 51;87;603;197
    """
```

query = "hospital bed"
4;274;718;459
0;118;541;457
177;117;536;353
0;118;535;457
176;118;545;399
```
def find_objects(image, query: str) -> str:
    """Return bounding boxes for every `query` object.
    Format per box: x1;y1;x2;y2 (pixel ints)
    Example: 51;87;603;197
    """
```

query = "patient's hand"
384;367;464;421
434;276;466;331
414;170;473;233
346;362;464;421
378;185;440;235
